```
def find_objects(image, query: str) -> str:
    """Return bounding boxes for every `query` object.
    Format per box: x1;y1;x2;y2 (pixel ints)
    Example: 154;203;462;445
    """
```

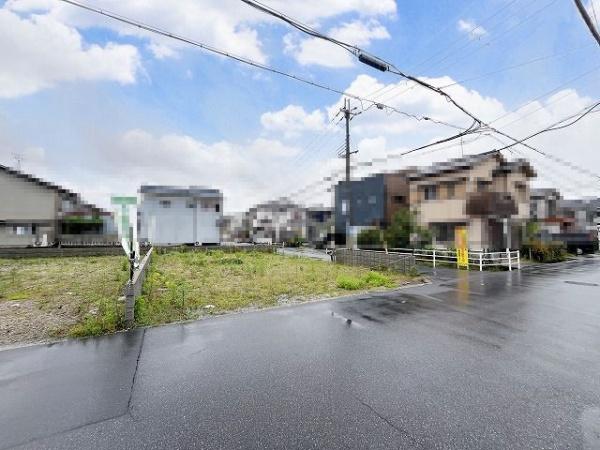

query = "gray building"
306;207;334;247
0;165;116;247
247;199;306;244
530;188;561;220
334;172;410;244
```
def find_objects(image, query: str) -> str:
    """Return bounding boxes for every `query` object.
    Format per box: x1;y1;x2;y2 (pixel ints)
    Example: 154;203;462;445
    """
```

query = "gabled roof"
408;150;502;181
491;159;536;178
0;164;107;214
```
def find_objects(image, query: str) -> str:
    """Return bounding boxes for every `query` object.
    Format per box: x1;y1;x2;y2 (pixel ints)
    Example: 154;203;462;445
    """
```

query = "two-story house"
138;185;222;246
408;150;535;251
0;164;117;247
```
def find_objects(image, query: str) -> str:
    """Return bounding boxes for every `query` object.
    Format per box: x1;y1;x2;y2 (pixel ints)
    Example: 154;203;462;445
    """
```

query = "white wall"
139;195;221;245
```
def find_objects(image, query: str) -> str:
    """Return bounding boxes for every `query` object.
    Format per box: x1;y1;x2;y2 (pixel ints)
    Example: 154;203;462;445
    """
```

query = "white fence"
386;248;521;271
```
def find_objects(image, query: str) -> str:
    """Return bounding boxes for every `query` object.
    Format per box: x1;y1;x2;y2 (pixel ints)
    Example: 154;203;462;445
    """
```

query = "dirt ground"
0;256;128;347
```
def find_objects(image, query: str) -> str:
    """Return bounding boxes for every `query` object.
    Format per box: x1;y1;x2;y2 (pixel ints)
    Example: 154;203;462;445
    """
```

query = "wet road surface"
1;258;600;449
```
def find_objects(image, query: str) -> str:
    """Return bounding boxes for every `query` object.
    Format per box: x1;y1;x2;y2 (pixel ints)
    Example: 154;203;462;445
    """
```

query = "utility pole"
340;98;358;248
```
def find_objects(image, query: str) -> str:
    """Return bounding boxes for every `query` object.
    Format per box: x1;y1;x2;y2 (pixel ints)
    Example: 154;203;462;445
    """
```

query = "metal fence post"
507;248;512;271
479;252;483;272
433;249;436;268
517;250;521;270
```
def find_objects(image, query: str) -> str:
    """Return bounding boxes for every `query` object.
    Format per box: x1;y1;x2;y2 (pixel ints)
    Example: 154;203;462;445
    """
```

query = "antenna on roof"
11;153;23;171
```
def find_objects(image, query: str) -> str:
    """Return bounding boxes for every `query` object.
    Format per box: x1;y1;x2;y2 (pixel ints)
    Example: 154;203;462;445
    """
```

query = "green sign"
111;196;137;254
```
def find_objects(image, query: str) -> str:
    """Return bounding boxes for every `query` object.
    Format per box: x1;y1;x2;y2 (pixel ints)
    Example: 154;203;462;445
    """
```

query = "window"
186;200;196;209
392;195;405;204
215;203;220;213
424;186;437;201
341;200;348;215
446;183;455;199
477;180;489;193
368;195;377;205
13;226;31;235
159;200;171;208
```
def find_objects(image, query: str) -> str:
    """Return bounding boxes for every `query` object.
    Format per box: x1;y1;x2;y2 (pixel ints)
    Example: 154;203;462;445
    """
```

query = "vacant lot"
0;256;129;346
137;249;416;326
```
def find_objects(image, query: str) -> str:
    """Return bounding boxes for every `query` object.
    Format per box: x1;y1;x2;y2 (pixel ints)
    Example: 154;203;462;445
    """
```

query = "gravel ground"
0;256;128;347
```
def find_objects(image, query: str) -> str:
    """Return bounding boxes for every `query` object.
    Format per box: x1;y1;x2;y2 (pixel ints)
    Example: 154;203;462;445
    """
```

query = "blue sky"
1;0;599;211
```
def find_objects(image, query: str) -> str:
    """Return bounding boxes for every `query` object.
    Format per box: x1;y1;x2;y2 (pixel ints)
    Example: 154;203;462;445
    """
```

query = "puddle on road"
335;294;438;325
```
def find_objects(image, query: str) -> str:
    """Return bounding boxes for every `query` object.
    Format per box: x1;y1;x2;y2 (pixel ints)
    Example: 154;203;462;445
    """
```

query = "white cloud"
457;19;488;40
0;9;140;98
330;19;390;45
260;0;396;22
261;105;326;138
284;19;391;68
77;130;302;211
5;0;396;76
147;42;178;60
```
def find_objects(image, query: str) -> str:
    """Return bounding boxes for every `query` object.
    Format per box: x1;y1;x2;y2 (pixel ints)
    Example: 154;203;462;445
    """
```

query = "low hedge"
522;241;567;263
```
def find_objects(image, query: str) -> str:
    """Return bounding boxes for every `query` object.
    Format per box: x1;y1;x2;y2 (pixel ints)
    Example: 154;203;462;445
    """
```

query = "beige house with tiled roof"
408;151;535;251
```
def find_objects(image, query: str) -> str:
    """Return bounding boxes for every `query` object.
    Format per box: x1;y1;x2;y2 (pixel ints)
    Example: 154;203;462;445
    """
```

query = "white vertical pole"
433;249;436;268
517;250;521;270
479;252;483;272
507;248;512;271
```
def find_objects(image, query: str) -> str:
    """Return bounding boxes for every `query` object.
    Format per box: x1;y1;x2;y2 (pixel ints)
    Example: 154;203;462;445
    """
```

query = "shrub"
362;271;393;287
286;236;305;248
357;229;383;248
336;275;365;290
523;241;567;263
336;271;393;290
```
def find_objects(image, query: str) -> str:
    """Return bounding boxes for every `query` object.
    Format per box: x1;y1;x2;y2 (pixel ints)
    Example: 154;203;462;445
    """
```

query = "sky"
1;0;600;213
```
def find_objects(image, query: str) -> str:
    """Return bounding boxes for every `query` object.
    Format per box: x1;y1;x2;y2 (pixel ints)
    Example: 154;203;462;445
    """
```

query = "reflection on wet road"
1;257;600;449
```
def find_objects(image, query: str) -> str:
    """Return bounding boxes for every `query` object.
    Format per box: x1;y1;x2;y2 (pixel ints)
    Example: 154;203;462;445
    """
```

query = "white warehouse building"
138;185;222;246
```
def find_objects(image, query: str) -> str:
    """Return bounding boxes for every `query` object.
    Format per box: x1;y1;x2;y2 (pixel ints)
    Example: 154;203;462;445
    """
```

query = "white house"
138;185;222;246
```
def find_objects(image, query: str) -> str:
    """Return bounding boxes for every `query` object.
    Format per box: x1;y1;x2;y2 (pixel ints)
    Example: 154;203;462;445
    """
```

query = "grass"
137;249;414;326
0;256;129;344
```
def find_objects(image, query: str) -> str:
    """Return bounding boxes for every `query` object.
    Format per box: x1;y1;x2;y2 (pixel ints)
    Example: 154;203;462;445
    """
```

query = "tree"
357;229;383;248
524;220;539;244
384;208;431;248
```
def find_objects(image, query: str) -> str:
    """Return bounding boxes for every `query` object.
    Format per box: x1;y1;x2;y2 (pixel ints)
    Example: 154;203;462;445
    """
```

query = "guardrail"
385;247;521;271
123;247;154;327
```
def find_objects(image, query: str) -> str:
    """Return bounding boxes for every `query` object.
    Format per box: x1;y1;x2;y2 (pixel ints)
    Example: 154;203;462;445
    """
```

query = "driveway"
1;258;600;449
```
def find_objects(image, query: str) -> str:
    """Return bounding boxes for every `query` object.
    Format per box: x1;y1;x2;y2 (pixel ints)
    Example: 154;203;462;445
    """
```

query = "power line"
437;44;595;89
59;0;461;132
409;0;522;74
591;0;600;28
435;0;560;74
292;101;600;204
490;101;600;181
241;0;592;171
487;64;600;127
573;0;600;47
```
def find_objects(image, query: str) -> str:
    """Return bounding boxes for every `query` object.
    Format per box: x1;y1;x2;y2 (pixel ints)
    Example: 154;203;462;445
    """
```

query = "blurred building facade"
0;164;117;247
138;185;222;246
246;199;306;244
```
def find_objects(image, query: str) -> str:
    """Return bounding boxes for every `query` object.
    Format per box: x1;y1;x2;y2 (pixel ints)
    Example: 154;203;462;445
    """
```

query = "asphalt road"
1;258;600;449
